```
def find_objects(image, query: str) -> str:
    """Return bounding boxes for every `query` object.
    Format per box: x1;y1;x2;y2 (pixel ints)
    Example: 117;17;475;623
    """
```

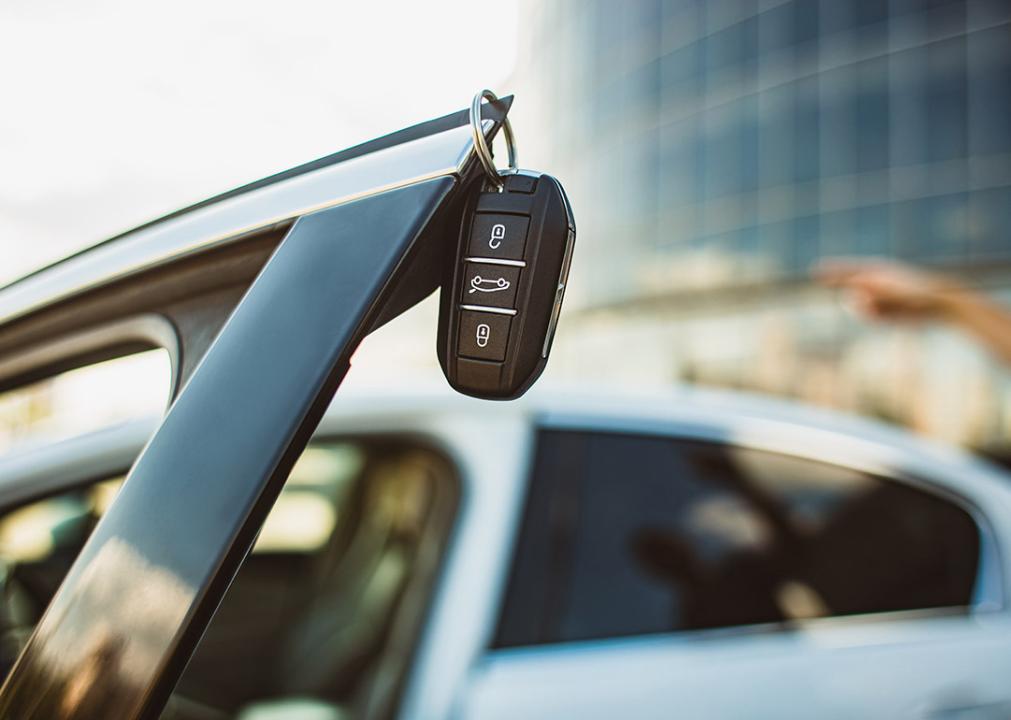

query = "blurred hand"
815;259;962;322
816;258;1011;366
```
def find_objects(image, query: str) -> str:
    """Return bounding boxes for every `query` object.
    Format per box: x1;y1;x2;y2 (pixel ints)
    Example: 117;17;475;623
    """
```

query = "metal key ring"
470;89;517;189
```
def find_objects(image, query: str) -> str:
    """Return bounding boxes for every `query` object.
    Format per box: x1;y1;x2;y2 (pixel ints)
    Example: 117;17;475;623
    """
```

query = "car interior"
0;438;458;720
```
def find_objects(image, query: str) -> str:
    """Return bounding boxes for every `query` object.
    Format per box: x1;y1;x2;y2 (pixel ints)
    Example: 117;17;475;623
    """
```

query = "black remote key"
438;170;576;399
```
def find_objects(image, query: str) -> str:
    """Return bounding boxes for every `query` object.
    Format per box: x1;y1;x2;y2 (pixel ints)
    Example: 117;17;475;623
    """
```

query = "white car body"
4;384;1011;719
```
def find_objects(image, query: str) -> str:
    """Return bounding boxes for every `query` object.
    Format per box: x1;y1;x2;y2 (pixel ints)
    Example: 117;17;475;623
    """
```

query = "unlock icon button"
489;223;506;249
468;214;530;260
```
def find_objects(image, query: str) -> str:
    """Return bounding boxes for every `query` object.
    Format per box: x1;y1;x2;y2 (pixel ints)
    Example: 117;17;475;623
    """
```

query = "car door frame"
0;98;515;719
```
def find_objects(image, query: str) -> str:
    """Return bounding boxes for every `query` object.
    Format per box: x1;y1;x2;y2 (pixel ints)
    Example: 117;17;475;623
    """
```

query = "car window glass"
0;350;171;455
252;444;364;553
0;477;123;676
495;430;980;648
0;439;457;720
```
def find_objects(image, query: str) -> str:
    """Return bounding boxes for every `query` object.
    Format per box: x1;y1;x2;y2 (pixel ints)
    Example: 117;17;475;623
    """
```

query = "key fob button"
458;311;511;361
468;214;529;260
460;263;520;309
504;174;538;194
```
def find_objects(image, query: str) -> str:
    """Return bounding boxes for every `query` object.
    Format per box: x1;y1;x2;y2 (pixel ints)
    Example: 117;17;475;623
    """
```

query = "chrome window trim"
0;121;491;327
535;410;1007;614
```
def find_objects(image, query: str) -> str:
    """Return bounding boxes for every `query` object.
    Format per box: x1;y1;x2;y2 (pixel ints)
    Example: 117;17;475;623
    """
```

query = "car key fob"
438;170;576;400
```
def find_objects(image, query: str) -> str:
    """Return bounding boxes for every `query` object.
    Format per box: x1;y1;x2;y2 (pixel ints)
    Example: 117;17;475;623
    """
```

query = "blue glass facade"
512;0;1011;448
514;0;1011;307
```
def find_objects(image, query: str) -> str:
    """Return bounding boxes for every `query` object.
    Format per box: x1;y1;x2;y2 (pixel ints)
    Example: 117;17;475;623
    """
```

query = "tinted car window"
495;431;980;648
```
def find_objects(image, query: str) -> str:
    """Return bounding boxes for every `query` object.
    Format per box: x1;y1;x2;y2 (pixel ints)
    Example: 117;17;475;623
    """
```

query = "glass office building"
511;0;1011;450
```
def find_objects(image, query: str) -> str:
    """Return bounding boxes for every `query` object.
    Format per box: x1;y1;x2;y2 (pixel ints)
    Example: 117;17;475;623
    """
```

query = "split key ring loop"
470;89;517;189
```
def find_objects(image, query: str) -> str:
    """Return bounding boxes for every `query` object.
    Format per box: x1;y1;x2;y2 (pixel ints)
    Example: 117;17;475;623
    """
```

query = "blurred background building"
510;0;1011;454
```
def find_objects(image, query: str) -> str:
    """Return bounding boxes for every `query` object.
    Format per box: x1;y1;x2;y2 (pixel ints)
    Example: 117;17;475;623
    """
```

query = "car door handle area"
0;177;458;720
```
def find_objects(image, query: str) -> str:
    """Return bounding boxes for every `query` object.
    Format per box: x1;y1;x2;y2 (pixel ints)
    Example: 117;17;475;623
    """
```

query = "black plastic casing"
438;171;576;400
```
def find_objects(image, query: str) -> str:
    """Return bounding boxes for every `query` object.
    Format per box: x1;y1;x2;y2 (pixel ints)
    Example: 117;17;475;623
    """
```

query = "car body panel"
1;385;1010;718
461;612;1011;720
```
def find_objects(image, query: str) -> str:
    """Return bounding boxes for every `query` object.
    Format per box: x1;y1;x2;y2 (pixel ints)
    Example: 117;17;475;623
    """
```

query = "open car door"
0;96;514;719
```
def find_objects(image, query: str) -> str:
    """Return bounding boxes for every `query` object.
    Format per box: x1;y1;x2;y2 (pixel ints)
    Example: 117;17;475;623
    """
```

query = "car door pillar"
0;176;458;719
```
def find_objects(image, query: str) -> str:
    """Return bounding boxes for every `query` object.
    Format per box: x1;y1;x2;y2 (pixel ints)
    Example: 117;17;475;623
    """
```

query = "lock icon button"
458;311;510;362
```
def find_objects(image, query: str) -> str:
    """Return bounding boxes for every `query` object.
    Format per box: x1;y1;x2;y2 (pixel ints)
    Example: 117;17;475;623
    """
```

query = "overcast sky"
0;0;518;284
